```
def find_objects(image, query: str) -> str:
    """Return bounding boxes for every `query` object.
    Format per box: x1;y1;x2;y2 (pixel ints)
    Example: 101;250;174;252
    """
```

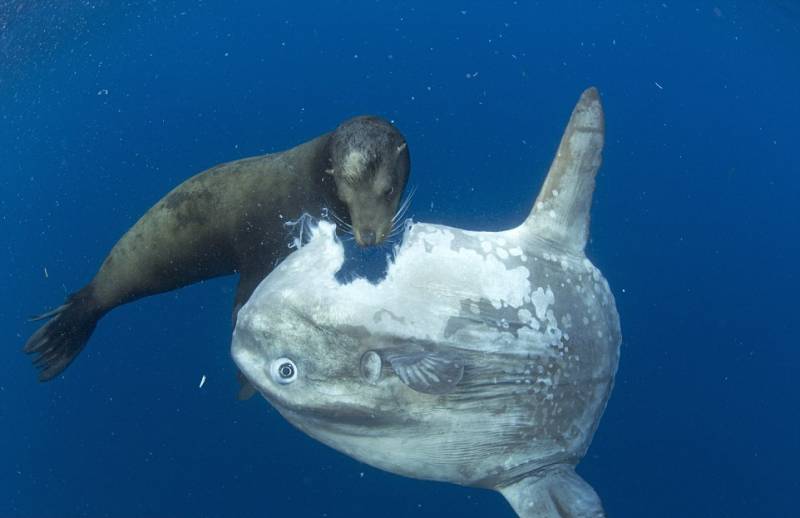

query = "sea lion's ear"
396;142;407;155
384;350;464;395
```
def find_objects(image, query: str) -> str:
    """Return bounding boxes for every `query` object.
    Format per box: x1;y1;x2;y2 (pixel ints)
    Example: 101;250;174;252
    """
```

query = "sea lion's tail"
498;465;605;517
23;287;103;381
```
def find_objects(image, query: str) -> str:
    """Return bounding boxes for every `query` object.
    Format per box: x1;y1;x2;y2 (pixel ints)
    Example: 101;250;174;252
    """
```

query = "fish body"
233;88;619;517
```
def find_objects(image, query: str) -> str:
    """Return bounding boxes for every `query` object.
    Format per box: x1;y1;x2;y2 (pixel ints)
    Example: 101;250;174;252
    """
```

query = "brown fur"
24;117;410;381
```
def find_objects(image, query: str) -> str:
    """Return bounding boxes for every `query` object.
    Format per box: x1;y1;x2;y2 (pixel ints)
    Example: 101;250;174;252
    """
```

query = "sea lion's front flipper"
384;350;464;394
519;87;604;254
498;465;605;518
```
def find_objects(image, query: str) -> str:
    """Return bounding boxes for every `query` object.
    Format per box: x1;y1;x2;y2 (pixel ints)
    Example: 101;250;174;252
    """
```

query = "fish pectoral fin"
384;350;464;395
236;369;257;401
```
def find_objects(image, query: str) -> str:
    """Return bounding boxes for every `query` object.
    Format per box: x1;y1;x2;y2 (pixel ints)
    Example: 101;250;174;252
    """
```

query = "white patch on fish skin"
561;313;573;329
267;221;533;340
530;287;555;321
416;226;456;251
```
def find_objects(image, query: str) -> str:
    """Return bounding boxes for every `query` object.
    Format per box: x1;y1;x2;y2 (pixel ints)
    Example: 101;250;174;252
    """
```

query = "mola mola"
232;87;620;517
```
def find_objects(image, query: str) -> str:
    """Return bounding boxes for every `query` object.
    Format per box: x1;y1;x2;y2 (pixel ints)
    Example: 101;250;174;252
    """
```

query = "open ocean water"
2;1;798;517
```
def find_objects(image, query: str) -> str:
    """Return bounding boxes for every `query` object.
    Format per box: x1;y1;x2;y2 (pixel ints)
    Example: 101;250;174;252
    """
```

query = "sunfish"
233;88;620;517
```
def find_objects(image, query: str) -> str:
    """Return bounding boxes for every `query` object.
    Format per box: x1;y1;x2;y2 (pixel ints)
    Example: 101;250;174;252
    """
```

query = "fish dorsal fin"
385;350;464;395
519;87;605;253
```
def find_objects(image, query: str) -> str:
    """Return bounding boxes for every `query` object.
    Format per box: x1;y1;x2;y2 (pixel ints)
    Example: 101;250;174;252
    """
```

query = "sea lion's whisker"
337;220;354;232
392;196;410;223
392;186;416;223
389;213;413;238
326;208;343;223
327;209;353;231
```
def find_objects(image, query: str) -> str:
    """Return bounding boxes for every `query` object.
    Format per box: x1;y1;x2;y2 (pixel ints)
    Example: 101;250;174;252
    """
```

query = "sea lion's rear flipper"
498;465;605;518
23;287;102;381
519;87;604;254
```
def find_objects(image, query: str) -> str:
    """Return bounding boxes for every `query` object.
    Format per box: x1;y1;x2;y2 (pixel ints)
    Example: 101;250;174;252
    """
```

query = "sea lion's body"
25;117;410;380
90;136;333;315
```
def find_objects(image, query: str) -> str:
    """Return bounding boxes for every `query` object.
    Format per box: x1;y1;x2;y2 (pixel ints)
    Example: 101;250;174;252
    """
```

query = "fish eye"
279;363;295;378
271;357;297;384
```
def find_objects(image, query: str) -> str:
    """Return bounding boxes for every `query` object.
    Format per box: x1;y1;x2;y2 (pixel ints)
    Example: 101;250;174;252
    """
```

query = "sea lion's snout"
356;229;378;246
354;224;392;246
352;216;394;247
348;201;394;247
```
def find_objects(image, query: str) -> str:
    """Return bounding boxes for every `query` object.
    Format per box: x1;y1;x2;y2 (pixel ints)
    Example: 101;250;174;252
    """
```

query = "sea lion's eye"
271;357;297;384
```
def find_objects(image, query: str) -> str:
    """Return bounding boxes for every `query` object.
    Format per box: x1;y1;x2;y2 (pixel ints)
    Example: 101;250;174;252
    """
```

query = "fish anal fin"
499;465;605;518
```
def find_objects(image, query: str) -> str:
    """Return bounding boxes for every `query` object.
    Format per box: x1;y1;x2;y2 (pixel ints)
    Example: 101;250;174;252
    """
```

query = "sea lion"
232;88;619;517
24;115;411;382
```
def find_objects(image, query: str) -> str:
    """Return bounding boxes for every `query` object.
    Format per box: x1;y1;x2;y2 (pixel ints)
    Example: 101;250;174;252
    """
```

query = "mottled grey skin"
233;89;619;517
24;116;410;381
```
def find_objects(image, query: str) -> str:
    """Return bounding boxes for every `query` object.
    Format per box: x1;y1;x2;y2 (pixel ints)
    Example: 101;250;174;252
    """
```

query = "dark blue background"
2;1;798;516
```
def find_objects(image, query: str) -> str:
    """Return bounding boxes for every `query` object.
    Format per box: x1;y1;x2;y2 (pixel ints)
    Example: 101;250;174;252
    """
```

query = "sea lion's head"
326;116;410;246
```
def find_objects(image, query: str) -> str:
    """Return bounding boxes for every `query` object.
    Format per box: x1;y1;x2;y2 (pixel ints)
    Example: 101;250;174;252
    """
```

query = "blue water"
2;1;798;516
